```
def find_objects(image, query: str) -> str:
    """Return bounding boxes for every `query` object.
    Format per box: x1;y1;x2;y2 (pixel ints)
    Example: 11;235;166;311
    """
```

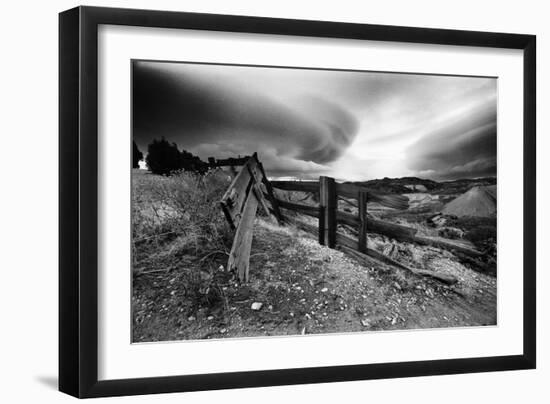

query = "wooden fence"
218;155;481;284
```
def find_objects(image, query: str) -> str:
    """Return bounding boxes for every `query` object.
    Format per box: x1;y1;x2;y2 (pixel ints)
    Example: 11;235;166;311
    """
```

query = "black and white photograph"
131;60;498;342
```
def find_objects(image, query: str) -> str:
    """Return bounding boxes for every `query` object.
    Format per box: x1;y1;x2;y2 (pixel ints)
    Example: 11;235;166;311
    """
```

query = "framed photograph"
59;6;536;398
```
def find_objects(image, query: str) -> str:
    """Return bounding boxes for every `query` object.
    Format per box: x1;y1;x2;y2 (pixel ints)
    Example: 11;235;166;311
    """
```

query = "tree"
146;138;184;175
180;149;209;174
132;141;143;169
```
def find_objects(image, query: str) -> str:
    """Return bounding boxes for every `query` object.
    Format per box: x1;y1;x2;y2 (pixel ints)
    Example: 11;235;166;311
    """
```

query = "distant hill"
443;185;497;217
436;177;496;195
347;176;496;195
347;177;439;194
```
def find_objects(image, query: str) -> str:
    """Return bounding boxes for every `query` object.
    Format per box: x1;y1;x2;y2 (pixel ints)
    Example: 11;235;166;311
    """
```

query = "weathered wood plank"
413;236;484;257
227;191;259;282
271;181;319;193
220;158;254;229
320;176;337;248
319;205;325;245
368;216;418;239
339;218;482;258
247;159;270;216
257;158;284;224
274;198;320;218
341;215;481;258
270;180;407;209
336;211;418;240
336;183;409;210
335;232;357;250
336;240;458;285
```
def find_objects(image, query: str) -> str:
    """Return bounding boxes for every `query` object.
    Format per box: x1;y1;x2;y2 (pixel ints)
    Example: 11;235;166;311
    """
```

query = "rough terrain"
133;218;496;342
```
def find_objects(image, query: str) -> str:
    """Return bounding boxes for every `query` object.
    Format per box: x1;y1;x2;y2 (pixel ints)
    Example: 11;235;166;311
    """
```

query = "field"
132;169;497;342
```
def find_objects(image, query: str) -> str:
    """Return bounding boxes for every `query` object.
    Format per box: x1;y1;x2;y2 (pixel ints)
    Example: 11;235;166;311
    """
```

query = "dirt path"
133;218;496;342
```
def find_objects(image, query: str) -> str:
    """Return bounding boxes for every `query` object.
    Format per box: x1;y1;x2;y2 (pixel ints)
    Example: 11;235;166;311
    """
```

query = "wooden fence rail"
220;154;479;284
269;174;481;285
220;153;281;282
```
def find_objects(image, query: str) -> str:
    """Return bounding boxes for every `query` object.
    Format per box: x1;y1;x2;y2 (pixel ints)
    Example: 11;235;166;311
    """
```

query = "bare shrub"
132;169;233;274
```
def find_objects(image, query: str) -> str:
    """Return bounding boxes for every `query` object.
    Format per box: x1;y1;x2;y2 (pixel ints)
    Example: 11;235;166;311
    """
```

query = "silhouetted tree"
145;138;210;175
180;149;209;174
132;141;143;169
146;138;184;175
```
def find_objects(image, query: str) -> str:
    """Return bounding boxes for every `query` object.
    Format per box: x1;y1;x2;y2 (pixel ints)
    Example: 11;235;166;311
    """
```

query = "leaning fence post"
358;191;368;253
320;176;337;248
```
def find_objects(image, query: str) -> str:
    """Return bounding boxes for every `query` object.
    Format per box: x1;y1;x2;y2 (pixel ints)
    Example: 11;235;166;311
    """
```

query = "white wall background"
0;0;546;402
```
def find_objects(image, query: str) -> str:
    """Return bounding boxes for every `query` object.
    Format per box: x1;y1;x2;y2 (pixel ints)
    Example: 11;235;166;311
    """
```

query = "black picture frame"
59;5;536;398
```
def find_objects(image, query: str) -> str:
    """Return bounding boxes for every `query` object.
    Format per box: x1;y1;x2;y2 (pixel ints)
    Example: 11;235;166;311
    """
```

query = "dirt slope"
133;218;496;342
442;185;496;217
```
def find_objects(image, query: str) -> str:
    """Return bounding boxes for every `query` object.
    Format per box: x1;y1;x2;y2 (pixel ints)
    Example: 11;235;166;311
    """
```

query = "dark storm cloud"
406;99;497;180
133;61;497;180
133;62;358;175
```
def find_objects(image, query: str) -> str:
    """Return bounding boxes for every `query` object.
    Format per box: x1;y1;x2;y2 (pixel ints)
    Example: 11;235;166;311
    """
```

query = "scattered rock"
321;287;328;293
187;316;196;321
251;302;263;311
207;315;214;321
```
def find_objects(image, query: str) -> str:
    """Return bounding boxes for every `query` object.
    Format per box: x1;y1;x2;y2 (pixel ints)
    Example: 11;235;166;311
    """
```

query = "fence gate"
218;154;482;285
218;153;282;282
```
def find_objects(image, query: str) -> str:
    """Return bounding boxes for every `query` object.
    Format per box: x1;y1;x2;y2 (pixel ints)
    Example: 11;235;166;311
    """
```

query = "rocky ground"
132;217;496;342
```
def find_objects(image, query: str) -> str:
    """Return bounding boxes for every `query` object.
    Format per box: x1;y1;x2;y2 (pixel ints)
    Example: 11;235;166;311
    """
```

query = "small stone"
207;316;214;320
393;282;402;291
321;288;328;293
187;316;196;321
251;302;263;311
361;319;370;327
220;328;227;334
218;265;224;271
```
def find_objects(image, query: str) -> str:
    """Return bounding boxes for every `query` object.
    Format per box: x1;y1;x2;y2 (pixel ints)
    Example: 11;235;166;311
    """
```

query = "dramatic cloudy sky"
133;61;497;181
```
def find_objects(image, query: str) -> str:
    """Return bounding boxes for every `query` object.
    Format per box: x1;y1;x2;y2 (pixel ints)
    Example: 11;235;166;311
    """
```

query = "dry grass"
132;168;233;274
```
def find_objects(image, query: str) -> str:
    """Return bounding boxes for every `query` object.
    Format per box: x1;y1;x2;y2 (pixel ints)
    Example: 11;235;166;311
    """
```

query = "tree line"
133;138;209;175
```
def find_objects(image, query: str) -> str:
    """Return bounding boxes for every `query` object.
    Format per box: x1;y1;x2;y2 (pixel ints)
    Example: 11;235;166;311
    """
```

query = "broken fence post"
319;176;337;248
